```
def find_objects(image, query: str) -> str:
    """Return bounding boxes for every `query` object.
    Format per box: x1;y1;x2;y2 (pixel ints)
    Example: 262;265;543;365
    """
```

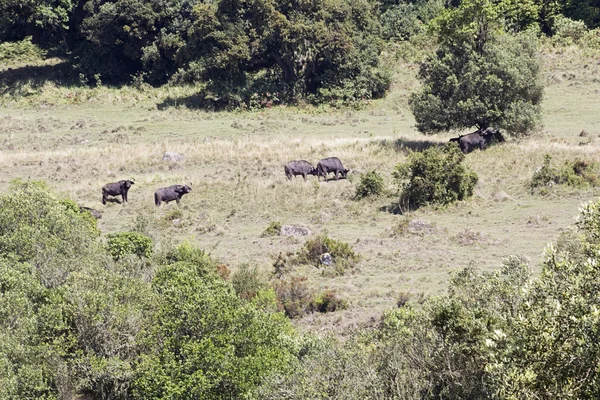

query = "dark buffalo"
102;180;134;205
154;184;192;206
284;160;317;181
450;127;504;154
316;157;349;181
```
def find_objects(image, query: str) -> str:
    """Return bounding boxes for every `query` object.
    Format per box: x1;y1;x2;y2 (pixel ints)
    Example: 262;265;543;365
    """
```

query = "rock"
163;152;184;162
280;225;312;237
320;253;332;266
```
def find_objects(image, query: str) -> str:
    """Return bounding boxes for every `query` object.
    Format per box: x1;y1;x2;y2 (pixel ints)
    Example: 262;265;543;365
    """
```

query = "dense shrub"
0;36;45;63
106;232;153;260
393;144;478;211
231;263;269;301
296;233;360;275
273;276;315;318
133;261;297;399
0;180;103;288
380;0;444;41
530;154;599;193
552;15;589;44
355;170;385;200
312;290;349;313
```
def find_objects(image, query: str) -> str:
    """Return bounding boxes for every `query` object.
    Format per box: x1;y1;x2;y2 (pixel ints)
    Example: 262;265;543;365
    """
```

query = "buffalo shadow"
376;137;443;153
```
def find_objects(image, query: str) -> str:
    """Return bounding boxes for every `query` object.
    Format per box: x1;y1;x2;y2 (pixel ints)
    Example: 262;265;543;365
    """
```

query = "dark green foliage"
180;0;390;108
0;180;102;288
355;170;385;199
132;260;296;399
530;154;599;193
410;0;544;135
380;0;444;41
296;232;360;274
261;221;282;237
106;232;153;260
393;144;478;210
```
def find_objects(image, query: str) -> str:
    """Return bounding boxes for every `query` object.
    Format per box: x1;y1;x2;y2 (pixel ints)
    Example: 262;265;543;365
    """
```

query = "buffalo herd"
99;127;502;207
100;180;192;207
285;157;349;182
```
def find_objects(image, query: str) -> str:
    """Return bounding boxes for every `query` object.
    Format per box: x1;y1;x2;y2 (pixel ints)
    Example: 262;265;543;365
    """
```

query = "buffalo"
450;127;504;154
316;157;349;181
284;160;317;181
102;180;134;205
154;184;192;206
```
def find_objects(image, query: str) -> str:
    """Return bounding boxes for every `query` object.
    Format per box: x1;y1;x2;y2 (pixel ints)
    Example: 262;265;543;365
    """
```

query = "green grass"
1;43;600;333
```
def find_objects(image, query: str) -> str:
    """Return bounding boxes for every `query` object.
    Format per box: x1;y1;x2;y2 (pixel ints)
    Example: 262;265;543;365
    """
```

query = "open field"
1;44;599;332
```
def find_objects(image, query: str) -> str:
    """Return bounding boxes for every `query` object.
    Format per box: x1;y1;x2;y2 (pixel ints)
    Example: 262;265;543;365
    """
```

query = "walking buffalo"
450;127;504;154
316;157;349;181
284;160;317;181
102;180;134;205
154;184;192;206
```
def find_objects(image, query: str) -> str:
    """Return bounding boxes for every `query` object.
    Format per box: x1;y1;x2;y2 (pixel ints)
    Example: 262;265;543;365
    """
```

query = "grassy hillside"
1;42;599;332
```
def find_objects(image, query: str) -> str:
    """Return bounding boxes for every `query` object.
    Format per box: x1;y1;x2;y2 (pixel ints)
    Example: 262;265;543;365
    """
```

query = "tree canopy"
409;0;544;135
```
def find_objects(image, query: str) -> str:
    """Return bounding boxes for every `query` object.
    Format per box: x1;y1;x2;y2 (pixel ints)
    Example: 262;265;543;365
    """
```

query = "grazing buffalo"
284;160;317;181
102;180;134;205
316;157;349;181
154;184;192;206
450;127;504;154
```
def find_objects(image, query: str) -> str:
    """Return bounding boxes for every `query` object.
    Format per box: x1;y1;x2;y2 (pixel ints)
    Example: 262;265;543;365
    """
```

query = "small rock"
163;152;184;162
280;225;312;237
320;253;332;266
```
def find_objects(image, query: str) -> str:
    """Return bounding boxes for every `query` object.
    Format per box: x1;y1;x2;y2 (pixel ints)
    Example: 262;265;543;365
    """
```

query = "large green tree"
178;0;390;107
409;0;544;135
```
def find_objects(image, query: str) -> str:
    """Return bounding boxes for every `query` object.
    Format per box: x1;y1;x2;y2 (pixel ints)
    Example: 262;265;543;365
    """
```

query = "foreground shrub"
106;232;153;261
0;179;103;288
393;144;478;211
133;261;297;399
296;233;360;275
355;170;385;200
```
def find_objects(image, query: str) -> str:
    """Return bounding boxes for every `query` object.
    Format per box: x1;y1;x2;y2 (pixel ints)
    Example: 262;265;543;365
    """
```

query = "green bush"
552;15;588;44
313;290;349;313
261;221;282;237
106;232;153;261
530;154;599;193
355;170;385;200
0;36;46;63
393;144;478;211
296;233;360;275
0;179;103;288
231;264;269;301
133;261;297;399
273;276;315;318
